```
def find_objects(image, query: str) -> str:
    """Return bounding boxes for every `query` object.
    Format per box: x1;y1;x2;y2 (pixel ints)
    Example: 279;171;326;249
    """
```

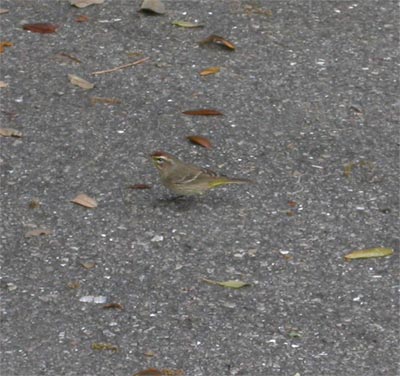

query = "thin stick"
91;57;150;75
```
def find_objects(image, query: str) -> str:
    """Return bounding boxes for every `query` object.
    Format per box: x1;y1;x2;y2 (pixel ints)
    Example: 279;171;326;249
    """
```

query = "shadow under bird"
151;151;254;196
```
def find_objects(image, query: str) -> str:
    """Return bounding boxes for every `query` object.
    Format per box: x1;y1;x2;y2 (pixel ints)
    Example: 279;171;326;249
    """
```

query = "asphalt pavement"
1;1;399;375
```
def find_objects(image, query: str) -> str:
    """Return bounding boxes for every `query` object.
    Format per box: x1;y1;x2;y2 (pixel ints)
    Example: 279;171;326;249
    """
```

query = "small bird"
151;151;254;196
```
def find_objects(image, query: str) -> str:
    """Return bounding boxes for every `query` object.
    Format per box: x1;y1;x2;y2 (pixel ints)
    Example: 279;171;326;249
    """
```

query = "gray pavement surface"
1;1;399;375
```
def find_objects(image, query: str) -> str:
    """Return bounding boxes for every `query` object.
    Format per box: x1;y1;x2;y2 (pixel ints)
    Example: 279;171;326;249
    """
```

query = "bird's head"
151;151;177;172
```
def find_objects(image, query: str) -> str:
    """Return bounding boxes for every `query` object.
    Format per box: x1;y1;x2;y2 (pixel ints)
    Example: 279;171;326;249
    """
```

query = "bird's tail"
209;176;254;188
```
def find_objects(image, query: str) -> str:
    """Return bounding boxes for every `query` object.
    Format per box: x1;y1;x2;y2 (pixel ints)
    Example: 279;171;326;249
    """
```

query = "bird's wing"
173;166;218;185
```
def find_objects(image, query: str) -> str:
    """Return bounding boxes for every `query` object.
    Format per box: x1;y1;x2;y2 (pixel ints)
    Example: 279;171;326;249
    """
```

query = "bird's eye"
155;157;165;165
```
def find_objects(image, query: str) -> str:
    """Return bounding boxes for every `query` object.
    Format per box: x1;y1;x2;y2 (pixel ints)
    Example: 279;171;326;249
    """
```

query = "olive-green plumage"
151;151;253;196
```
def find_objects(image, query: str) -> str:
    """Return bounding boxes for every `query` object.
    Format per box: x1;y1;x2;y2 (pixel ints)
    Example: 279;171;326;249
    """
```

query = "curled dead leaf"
22;23;58;34
70;0;104;8
182;109;223;116
75;15;89;22
140;0;166;14
187;135;212;149
199;34;235;50
0;81;8;88
71;193;97;208
25;228;52;237
128;184;152;190
0;8;10;15
0;41;13;53
199;66;220;76
68;74;95;89
103;302;124;310
0;128;22;137
344;247;394;261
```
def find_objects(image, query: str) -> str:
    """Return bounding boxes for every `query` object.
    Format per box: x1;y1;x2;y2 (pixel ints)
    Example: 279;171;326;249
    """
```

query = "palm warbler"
151;151;254;196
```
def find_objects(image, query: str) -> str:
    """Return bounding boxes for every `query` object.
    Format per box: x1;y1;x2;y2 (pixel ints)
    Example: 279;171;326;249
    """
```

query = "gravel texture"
1;1;399;375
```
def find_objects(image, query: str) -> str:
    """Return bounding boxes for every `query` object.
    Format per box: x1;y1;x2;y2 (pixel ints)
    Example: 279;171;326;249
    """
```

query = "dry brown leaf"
182;109;223;116
140;0;166;14
28;199;41;209
68;74;95;89
25;228;52;237
90;96;121;105
80;261;96;270
0;8;10;15
0;41;13;53
288;200;297;208
103;302;124;310
187;135;212;149
143;351;155;357
70;0;104;8
199;34;235;50
22;23;58;34
0;81;9;88
128;183;152;190
91;342;118;351
199;66;220;76
75;15;89;22
67;281;81;289
71;193;97;208
0;128;22;137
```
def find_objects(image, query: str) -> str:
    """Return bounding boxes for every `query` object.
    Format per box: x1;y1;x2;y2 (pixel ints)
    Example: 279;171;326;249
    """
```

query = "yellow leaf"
199;66;220;76
202;278;250;289
344;247;394;261
91;342;118;351
172;20;203;28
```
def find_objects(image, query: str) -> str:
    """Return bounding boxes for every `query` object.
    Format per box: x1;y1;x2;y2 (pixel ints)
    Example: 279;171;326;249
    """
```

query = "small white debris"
151;235;164;242
6;282;17;291
79;295;107;304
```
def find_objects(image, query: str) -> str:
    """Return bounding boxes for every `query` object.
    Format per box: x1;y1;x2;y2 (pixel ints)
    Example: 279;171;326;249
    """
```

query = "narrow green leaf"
344;247;394;261
202;278;250;289
172;20;204;28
